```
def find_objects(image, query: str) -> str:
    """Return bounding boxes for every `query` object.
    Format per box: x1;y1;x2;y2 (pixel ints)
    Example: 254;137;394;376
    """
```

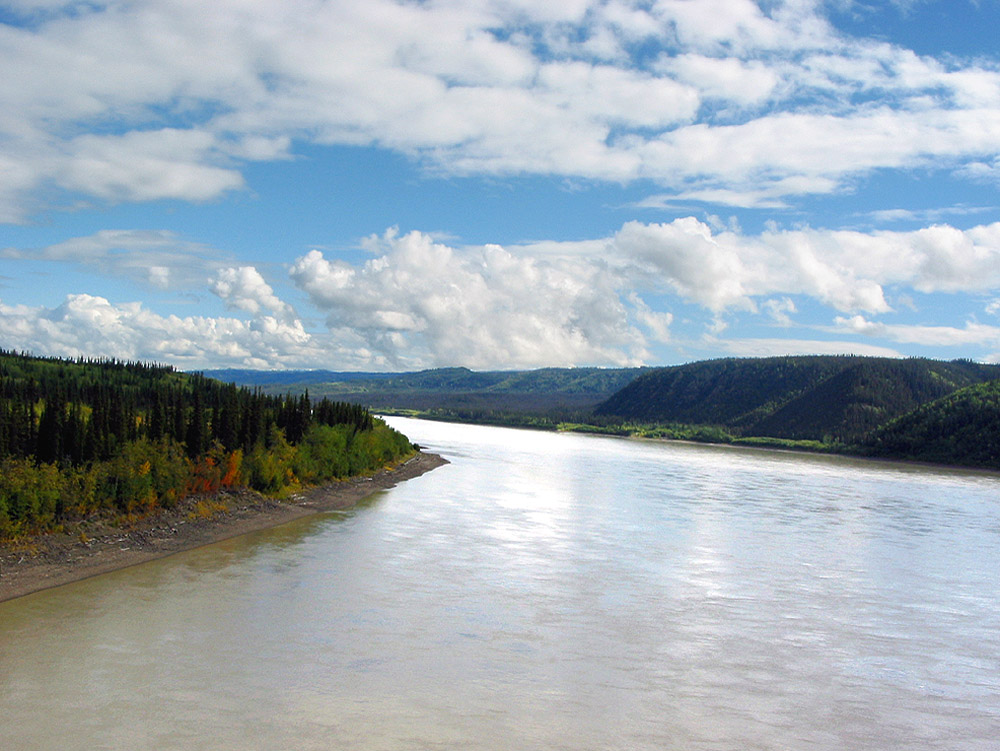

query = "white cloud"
957;156;1000;183
708;336;901;359
595;2;661;42
833;313;886;337
611;218;1000;314
1;0;1000;218
0;229;233;288
636;107;1000;198
628;292;673;343
516;217;1000;339
289;228;651;369
614;218;755;311
639;175;841;209
611;218;894;313
210;266;297;324
865;205;996;224
58;129;244;202
537;61;699;128
833;315;1000;348
279;217;1000;368
763;297;797;326
651;0;818;54
6;215;1000;369
0;152;41;223
0;293;330;370
662;54;778;107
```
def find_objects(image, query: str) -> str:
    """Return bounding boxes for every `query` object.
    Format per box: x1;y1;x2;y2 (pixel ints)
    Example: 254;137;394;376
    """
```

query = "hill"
595;356;1000;443
862;379;1000;468
199;366;647;414
197;369;395;387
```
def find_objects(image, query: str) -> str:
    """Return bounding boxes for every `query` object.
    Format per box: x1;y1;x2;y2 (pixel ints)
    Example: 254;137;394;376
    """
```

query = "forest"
0;350;414;538
201;365;646;414
862;379;1000;468
594;355;1000;444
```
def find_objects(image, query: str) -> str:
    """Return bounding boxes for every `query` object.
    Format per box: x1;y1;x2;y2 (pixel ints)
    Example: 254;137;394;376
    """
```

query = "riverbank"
389;410;1000;475
0;451;447;603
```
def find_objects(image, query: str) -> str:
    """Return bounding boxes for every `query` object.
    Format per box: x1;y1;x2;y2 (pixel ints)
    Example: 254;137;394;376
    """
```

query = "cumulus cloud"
5;213;1000;368
607;218;1000;313
284;216;1000;368
614;218;757;311
288;229;654;369
0;294;329;370
210;266;297;324
1;0;1000;219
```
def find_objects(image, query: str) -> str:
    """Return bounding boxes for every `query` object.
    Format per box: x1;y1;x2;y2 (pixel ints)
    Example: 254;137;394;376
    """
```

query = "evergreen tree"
35;395;65;463
185;389;206;459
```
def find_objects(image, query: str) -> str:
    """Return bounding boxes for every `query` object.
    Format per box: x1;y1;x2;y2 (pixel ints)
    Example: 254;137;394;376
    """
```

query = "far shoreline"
627;432;1000;478
0;451;448;604
391;412;1000;478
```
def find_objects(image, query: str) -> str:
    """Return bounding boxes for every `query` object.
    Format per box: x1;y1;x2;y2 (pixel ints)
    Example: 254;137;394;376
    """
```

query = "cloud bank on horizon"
1;0;999;370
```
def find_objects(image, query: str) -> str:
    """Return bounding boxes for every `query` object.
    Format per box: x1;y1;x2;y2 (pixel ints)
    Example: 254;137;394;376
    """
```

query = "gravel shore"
0;451;447;603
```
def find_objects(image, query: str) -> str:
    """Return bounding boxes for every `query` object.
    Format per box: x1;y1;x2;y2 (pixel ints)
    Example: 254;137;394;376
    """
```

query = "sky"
1;0;999;372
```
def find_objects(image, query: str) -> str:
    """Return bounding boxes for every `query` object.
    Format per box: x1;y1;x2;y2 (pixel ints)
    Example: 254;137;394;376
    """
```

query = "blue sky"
1;0;999;371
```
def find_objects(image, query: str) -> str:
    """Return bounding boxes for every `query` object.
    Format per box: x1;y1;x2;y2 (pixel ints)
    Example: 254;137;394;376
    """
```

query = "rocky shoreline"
0;451;448;604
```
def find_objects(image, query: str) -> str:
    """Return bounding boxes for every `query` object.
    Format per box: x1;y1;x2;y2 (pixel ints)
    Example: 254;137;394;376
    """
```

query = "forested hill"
200;366;645;395
862;379;1000;468
200;366;647;414
199;369;396;387
595;356;1000;443
0;351;414;537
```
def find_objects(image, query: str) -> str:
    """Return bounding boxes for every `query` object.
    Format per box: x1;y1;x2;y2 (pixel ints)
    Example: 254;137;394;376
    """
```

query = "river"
2;417;999;750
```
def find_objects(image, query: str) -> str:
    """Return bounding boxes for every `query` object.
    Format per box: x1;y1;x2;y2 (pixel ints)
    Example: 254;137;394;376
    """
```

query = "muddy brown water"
2;417;999;750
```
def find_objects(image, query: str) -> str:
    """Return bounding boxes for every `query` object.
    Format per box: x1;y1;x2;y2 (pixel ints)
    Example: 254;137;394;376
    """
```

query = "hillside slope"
595;356;1000;442
202;366;644;395
863;379;1000;468
200;366;647;414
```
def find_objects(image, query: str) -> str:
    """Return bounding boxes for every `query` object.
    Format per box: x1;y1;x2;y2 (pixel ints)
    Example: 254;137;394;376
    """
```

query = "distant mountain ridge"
202;367;648;403
198;366;648;414
197;369;396;387
200;366;646;395
594;356;1000;443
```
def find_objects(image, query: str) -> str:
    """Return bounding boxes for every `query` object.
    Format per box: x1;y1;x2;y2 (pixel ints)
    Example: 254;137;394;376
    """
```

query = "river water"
2;417;999;750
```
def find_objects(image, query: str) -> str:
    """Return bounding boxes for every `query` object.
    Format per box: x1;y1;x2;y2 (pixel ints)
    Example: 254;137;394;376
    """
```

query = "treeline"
0;351;413;537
